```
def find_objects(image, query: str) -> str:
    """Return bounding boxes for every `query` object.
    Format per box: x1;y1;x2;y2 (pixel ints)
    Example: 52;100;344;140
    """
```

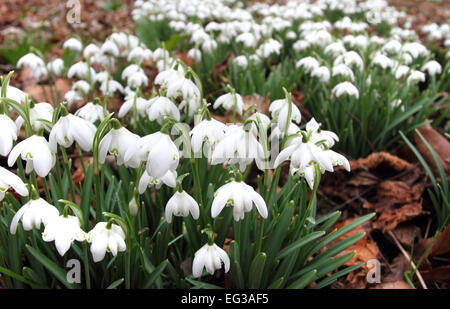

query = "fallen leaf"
429;225;450;256
415;124;450;175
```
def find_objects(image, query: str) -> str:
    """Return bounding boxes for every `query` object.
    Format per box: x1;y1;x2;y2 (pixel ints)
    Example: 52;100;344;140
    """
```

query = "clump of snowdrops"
0;30;374;289
132;0;450;158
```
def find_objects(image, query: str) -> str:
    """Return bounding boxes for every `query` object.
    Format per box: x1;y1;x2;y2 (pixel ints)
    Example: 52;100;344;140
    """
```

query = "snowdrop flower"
47;58;64;76
154;67;185;88
311;66;330;83
15;102;53;133
211;178;268;221
372;53;395;70
286;31;297;40
306;118;339;148
202;38;218;54
127;46;152;64
0;166;28;201
6;85;27;103
16;53;47;80
83;43;100;59
236;32;258;48
257;38;282;58
324;42;346;57
42;214;85;256
293;40;311;53
138;169;177;193
10;195;58;234
192;242;230;278
67;62;96;80
332;64;355;81
118;97;151;118
165;190;199;223
63;38;82;52
269;98;301;132
274;136;349;189
98;120;140;165
382;40;402;55
190;117;227;154
422;60;442;76
50;109;97;152
147;96;180;124
246;112;271;137
8;135;56;177
0;114;18;156
64;90;84;106
402;42;430;59
296;56;320;73
232;55;248;69
211;125;266;172
407;70;426;86
334;51;364;71
166;77;200;102
213;92;244;116
332;82;359;99
100;79;124;96
87;221;126;262
124;131;179;178
127;70;148;89
101;40;120;57
187;48;202;62
75;102;105;123
395;65;411;80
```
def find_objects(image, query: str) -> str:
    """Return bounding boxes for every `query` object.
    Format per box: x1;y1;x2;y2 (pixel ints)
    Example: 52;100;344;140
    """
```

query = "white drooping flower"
138;169;177;193
187;48;202;62
47;58;64;76
15;102;54;133
10;196;59;234
98;123;140;165
305;118;339;148
6;85;27;103
121;64;148;89
67;62;96;80
146;96;180;124
127;46;152;64
0;114;18;156
8;135;56;177
211;179;268;221
17;53;47;80
100;79;124;96
407;70;426;86
311;66;330;83
190;118;227;154
296;56;320;74
192;242;230;278
63;38;83;52
213;92;244;116
42;214;86;256
232;55;248;69
332;82;359;99
0;166;28;201
118;97;151;118
269;98;301;132
274;119;350;189
422;60;442;76
49;112;97;152
87;222;126;263
124;131;179;178
165;190;200;223
83;43;100;60
166;77;200;103
75;102;105;123
211;125;266;172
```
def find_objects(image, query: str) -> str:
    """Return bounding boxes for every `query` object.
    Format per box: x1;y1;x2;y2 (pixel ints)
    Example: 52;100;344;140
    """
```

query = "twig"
388;230;427;289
